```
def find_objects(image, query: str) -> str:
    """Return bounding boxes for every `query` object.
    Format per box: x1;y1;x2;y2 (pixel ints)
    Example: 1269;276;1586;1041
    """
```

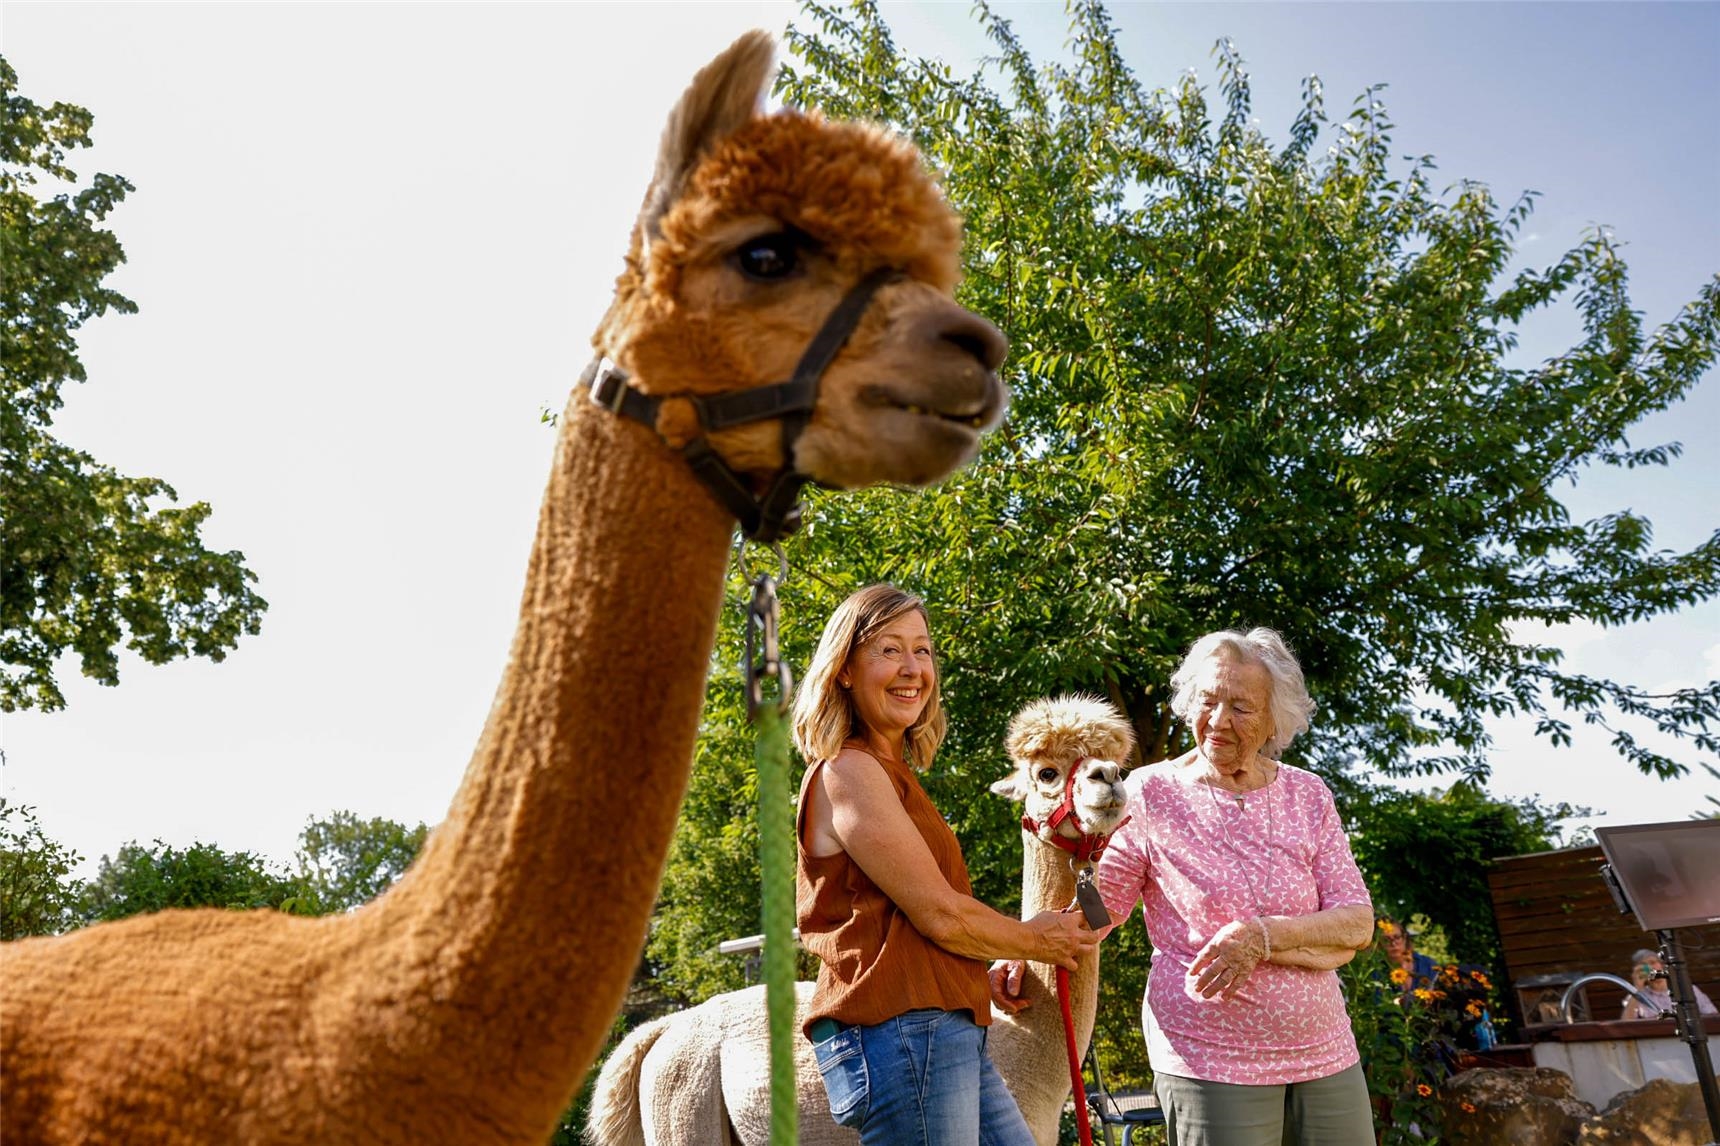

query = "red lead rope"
1057;963;1095;1146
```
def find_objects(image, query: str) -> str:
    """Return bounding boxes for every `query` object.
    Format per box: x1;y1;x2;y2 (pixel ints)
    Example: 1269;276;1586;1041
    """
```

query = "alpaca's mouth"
868;378;1007;431
897;402;989;429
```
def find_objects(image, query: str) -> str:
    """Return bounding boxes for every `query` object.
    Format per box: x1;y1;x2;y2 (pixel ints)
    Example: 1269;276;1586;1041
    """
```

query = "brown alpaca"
585;695;1133;1146
0;33;1006;1146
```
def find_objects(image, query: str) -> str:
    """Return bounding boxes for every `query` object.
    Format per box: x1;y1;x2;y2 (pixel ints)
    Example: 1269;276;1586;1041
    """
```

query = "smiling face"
838;609;935;750
1190;651;1277;778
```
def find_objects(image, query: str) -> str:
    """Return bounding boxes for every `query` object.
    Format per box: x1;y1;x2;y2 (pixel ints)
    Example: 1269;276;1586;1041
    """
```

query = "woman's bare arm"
1271;945;1360;970
1189;903;1373;998
815;749;1098;970
1261;904;1373;955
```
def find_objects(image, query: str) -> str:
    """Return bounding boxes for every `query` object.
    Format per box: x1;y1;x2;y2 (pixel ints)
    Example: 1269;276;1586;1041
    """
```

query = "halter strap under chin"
584;267;901;544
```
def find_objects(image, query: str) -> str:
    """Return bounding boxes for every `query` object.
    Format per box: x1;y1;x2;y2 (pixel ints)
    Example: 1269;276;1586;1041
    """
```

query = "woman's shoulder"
1273;759;1333;795
1126;755;1196;799
824;743;910;793
1268;761;1344;824
825;742;886;773
832;739;904;767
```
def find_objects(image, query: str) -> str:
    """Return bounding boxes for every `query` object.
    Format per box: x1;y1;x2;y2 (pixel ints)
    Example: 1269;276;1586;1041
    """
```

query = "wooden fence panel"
1486;845;1719;1029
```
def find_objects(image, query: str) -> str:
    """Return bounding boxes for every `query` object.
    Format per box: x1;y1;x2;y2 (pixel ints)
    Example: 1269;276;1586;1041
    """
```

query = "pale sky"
5;3;1716;878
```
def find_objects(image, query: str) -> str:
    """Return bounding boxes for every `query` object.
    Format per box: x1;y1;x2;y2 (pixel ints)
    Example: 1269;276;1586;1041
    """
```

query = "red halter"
1020;758;1130;864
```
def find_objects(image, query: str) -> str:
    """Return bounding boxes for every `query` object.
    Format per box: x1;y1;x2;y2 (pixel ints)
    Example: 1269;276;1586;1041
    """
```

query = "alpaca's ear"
990;773;1028;802
639;29;776;243
1092;721;1134;766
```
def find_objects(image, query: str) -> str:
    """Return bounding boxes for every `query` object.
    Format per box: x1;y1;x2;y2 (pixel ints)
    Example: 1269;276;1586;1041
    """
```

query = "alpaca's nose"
940;307;1008;372
911;297;1009;372
1085;760;1121;785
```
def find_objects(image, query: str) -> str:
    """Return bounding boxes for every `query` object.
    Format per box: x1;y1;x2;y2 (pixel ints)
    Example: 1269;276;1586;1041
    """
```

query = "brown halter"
584;267;900;543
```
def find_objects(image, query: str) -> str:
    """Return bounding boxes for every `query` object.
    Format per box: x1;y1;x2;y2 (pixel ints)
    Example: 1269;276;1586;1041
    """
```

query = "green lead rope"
742;561;797;1146
755;704;799;1146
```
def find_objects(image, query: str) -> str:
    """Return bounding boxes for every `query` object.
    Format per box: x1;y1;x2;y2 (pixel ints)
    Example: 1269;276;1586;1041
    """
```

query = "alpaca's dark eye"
1038;767;1060;783
735;232;801;281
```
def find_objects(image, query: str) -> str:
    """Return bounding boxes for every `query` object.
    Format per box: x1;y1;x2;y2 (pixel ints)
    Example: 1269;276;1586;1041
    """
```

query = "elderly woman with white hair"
1089;628;1375;1144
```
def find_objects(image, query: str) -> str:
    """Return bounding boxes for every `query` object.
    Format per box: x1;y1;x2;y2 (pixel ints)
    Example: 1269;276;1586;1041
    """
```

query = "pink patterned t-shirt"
1096;759;1372;1085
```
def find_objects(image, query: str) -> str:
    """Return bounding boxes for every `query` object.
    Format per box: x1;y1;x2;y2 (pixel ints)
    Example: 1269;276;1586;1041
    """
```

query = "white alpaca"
587;695;1134;1146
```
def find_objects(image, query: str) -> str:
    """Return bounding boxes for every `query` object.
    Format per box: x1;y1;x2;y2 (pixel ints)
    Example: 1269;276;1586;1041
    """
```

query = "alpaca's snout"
1083;760;1122;785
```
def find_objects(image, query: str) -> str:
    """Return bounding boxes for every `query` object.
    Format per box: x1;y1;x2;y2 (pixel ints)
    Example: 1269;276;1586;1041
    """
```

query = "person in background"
1621;949;1718;1020
1378;925;1501;1054
1379;918;1438;993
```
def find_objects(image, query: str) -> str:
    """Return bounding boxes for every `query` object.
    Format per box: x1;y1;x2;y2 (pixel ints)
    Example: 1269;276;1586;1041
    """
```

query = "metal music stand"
1596;819;1720;1145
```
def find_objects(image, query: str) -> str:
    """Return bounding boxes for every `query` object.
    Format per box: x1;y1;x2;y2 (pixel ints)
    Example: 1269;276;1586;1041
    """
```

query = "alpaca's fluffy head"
594;30;1008;493
992;695;1133;842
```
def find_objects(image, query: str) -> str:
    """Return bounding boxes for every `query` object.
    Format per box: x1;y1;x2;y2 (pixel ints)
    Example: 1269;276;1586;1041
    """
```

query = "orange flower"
1413;988;1433;1003
1379;920;1399;935
1431;989;1448;1000
1465;1001;1484;1018
1390;968;1410;987
1417;1084;1433;1097
1461;1101;1477;1113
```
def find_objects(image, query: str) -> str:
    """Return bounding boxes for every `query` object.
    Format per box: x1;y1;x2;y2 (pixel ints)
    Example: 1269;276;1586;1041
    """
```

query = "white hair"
1631;948;1660;965
1169;627;1313;758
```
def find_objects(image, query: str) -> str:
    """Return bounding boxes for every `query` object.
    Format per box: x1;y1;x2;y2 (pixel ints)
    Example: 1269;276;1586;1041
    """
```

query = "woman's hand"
989;960;1030;1015
1025;909;1101;972
1188;917;1268;1000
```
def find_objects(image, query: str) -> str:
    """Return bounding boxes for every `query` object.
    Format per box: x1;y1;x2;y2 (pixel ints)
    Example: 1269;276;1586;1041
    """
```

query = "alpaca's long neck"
1020;833;1101;1034
988;832;1102;1145
342;391;736;1127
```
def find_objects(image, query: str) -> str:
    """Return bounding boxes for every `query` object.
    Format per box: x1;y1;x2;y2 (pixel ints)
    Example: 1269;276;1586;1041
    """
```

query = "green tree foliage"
24;810;426;927
646;678;768;1000
76;839;302;923
292;809;428;915
0;800;84;938
644;1;1719;1089
0;56;266;712
775;0;1719;784
1347;783;1571;968
1341;944;1445;1144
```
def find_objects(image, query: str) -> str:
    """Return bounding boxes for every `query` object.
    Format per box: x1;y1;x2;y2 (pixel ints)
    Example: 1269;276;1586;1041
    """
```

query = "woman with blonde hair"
794;583;1097;1146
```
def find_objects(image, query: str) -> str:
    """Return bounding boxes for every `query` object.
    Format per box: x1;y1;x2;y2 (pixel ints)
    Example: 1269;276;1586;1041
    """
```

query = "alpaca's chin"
1085;813;1128;838
795;412;988;489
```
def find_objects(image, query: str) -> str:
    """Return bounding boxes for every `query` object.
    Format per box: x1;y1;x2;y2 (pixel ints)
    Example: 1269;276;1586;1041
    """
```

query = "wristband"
1257;915;1272;961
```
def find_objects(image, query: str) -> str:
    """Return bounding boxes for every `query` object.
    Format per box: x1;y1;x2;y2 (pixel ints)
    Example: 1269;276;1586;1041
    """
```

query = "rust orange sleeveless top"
796;742;992;1035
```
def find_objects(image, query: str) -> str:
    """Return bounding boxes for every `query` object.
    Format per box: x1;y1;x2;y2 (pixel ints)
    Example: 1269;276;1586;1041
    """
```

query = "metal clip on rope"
742;544;793;722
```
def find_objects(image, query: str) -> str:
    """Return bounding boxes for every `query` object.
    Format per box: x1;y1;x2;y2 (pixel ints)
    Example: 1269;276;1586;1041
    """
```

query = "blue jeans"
811;1008;1034;1146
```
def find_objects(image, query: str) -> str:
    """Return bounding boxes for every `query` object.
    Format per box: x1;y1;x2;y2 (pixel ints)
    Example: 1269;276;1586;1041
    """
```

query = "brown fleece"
1;29;1005;1146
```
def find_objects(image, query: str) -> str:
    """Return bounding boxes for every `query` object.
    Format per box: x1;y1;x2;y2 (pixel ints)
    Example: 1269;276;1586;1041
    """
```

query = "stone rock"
1578;1076;1720;1146
1441;1068;1596;1146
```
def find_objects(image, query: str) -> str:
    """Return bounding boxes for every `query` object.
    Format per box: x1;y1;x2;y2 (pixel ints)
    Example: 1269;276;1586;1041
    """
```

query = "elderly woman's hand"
1188;918;1269;1000
989;960;1031;1015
